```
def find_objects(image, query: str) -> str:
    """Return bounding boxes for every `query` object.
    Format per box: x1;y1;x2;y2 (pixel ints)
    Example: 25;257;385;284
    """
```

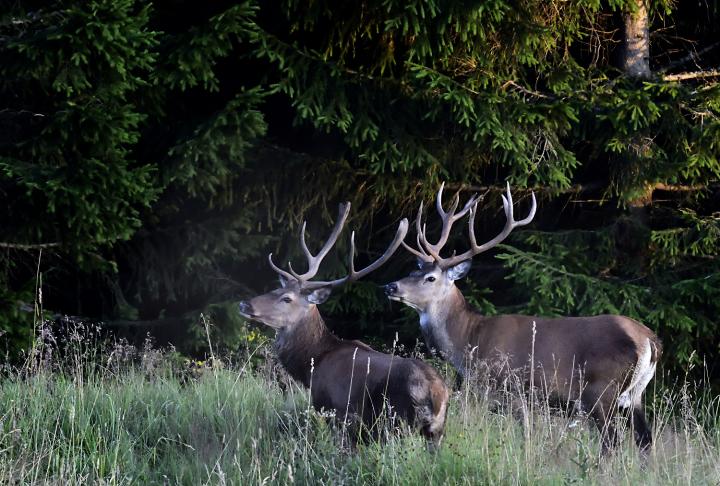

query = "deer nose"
384;282;398;296
238;301;254;316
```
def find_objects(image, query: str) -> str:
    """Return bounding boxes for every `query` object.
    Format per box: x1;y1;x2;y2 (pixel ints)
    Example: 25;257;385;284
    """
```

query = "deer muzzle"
384;282;399;296
238;301;255;318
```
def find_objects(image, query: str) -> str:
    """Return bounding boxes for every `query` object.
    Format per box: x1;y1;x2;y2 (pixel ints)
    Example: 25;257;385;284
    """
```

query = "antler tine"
348;231;356;274
268;253;297;283
298;221;312;262
400;199;434;263
517;191;537;225
435;182;447;216
436;182;461;218
416;231;431;258
286;221;313;280
288;202;351;282
501;182;514;224
401;240;431;261
440;184;537;269
458;192;480;218
415;200;424;239
287;261;302;280
267;203;351;284
307;218;410;289
420;183;479;259
467;200;480;249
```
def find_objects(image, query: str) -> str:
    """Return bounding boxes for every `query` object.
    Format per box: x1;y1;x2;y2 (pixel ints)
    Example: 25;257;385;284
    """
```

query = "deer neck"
274;307;339;387
421;287;476;373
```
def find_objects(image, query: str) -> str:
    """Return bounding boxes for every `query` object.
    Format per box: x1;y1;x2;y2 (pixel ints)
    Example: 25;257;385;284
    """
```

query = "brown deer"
238;202;449;447
384;183;661;453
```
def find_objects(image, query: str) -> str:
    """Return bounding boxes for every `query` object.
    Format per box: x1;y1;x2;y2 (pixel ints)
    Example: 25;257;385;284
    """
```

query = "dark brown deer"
238;203;449;447
384;183;661;453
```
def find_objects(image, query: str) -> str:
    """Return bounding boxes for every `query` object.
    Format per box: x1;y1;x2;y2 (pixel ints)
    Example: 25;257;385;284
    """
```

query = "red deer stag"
238;202;449;447
384;183;661;453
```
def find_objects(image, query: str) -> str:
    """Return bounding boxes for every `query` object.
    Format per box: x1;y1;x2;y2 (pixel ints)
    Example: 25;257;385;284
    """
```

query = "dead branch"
663;69;720;82
0;242;60;250
659;42;720;73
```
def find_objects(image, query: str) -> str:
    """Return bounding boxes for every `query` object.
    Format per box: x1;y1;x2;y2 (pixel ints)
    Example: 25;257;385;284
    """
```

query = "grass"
0;333;718;485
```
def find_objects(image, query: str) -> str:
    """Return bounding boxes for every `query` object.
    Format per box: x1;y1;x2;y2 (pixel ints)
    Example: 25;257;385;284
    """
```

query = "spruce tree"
254;0;720;371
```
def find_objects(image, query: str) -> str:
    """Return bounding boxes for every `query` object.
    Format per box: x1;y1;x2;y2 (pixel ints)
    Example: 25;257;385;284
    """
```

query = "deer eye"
281;297;292;303
426;276;436;282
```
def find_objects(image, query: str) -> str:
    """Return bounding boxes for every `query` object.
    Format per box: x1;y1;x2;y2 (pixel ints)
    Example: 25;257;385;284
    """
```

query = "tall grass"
0;328;718;485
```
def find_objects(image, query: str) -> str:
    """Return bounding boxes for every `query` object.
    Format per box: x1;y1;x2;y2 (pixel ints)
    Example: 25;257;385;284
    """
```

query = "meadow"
0;326;718;485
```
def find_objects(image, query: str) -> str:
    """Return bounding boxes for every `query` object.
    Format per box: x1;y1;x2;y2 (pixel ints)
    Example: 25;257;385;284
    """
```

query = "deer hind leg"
415;389;449;451
618;338;656;453
418;409;446;452
582;385;619;455
632;406;652;453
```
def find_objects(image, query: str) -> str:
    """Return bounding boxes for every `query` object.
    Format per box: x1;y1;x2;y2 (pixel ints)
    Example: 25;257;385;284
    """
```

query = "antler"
304;218;409;289
403;182;479;264
404;182;536;269
269;202;351;285
420;183;480;261
268;202;409;288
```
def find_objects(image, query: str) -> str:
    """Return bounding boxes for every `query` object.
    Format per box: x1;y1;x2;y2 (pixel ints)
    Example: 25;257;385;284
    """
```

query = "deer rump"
306;342;448;443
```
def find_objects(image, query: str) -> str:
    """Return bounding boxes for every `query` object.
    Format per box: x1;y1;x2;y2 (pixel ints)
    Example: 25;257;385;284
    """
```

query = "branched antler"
268;202;409;289
305;218;409;289
404;182;536;268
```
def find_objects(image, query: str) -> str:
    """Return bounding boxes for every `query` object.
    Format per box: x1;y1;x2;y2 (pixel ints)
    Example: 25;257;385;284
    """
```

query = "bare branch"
659;41;720;73
0;242;60;250
663;69;720;82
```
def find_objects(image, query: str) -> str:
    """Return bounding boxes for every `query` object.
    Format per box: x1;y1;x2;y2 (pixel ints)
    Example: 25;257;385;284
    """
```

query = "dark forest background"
1;0;719;381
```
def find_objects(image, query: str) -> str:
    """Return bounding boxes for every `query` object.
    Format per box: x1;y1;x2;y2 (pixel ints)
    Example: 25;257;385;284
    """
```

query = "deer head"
239;202;409;329
384;183;536;313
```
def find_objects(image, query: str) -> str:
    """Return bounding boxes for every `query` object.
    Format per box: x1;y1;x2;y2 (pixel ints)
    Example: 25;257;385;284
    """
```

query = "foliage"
0;0;158;250
0;285;34;355
0;0;719;379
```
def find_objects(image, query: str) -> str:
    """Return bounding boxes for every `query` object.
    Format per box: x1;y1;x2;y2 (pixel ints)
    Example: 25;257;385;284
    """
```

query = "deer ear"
278;274;289;288
416;257;426;269
447;261;471;281
305;287;332;305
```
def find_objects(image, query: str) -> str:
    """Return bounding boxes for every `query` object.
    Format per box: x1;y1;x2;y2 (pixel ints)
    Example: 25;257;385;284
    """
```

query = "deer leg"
582;386;618;455
454;371;464;390
632;405;652;453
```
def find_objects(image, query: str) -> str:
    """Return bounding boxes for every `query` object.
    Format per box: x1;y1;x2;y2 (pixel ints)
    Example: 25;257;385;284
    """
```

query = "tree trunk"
620;1;652;228
622;0;651;79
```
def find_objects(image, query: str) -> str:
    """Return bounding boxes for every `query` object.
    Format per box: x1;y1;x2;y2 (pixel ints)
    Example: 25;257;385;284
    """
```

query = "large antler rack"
403;182;536;269
401;182;479;264
268;203;409;290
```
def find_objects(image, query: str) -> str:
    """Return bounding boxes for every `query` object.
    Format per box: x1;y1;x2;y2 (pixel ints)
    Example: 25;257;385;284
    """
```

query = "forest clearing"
2;0;719;484
0;329;718;485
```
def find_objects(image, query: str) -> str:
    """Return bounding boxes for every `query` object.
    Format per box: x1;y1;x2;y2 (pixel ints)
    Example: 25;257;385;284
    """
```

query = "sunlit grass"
0;334;718;485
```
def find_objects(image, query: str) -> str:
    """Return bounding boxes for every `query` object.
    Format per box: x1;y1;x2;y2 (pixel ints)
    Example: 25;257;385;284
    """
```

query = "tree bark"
622;0;651;79
619;1;653;227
